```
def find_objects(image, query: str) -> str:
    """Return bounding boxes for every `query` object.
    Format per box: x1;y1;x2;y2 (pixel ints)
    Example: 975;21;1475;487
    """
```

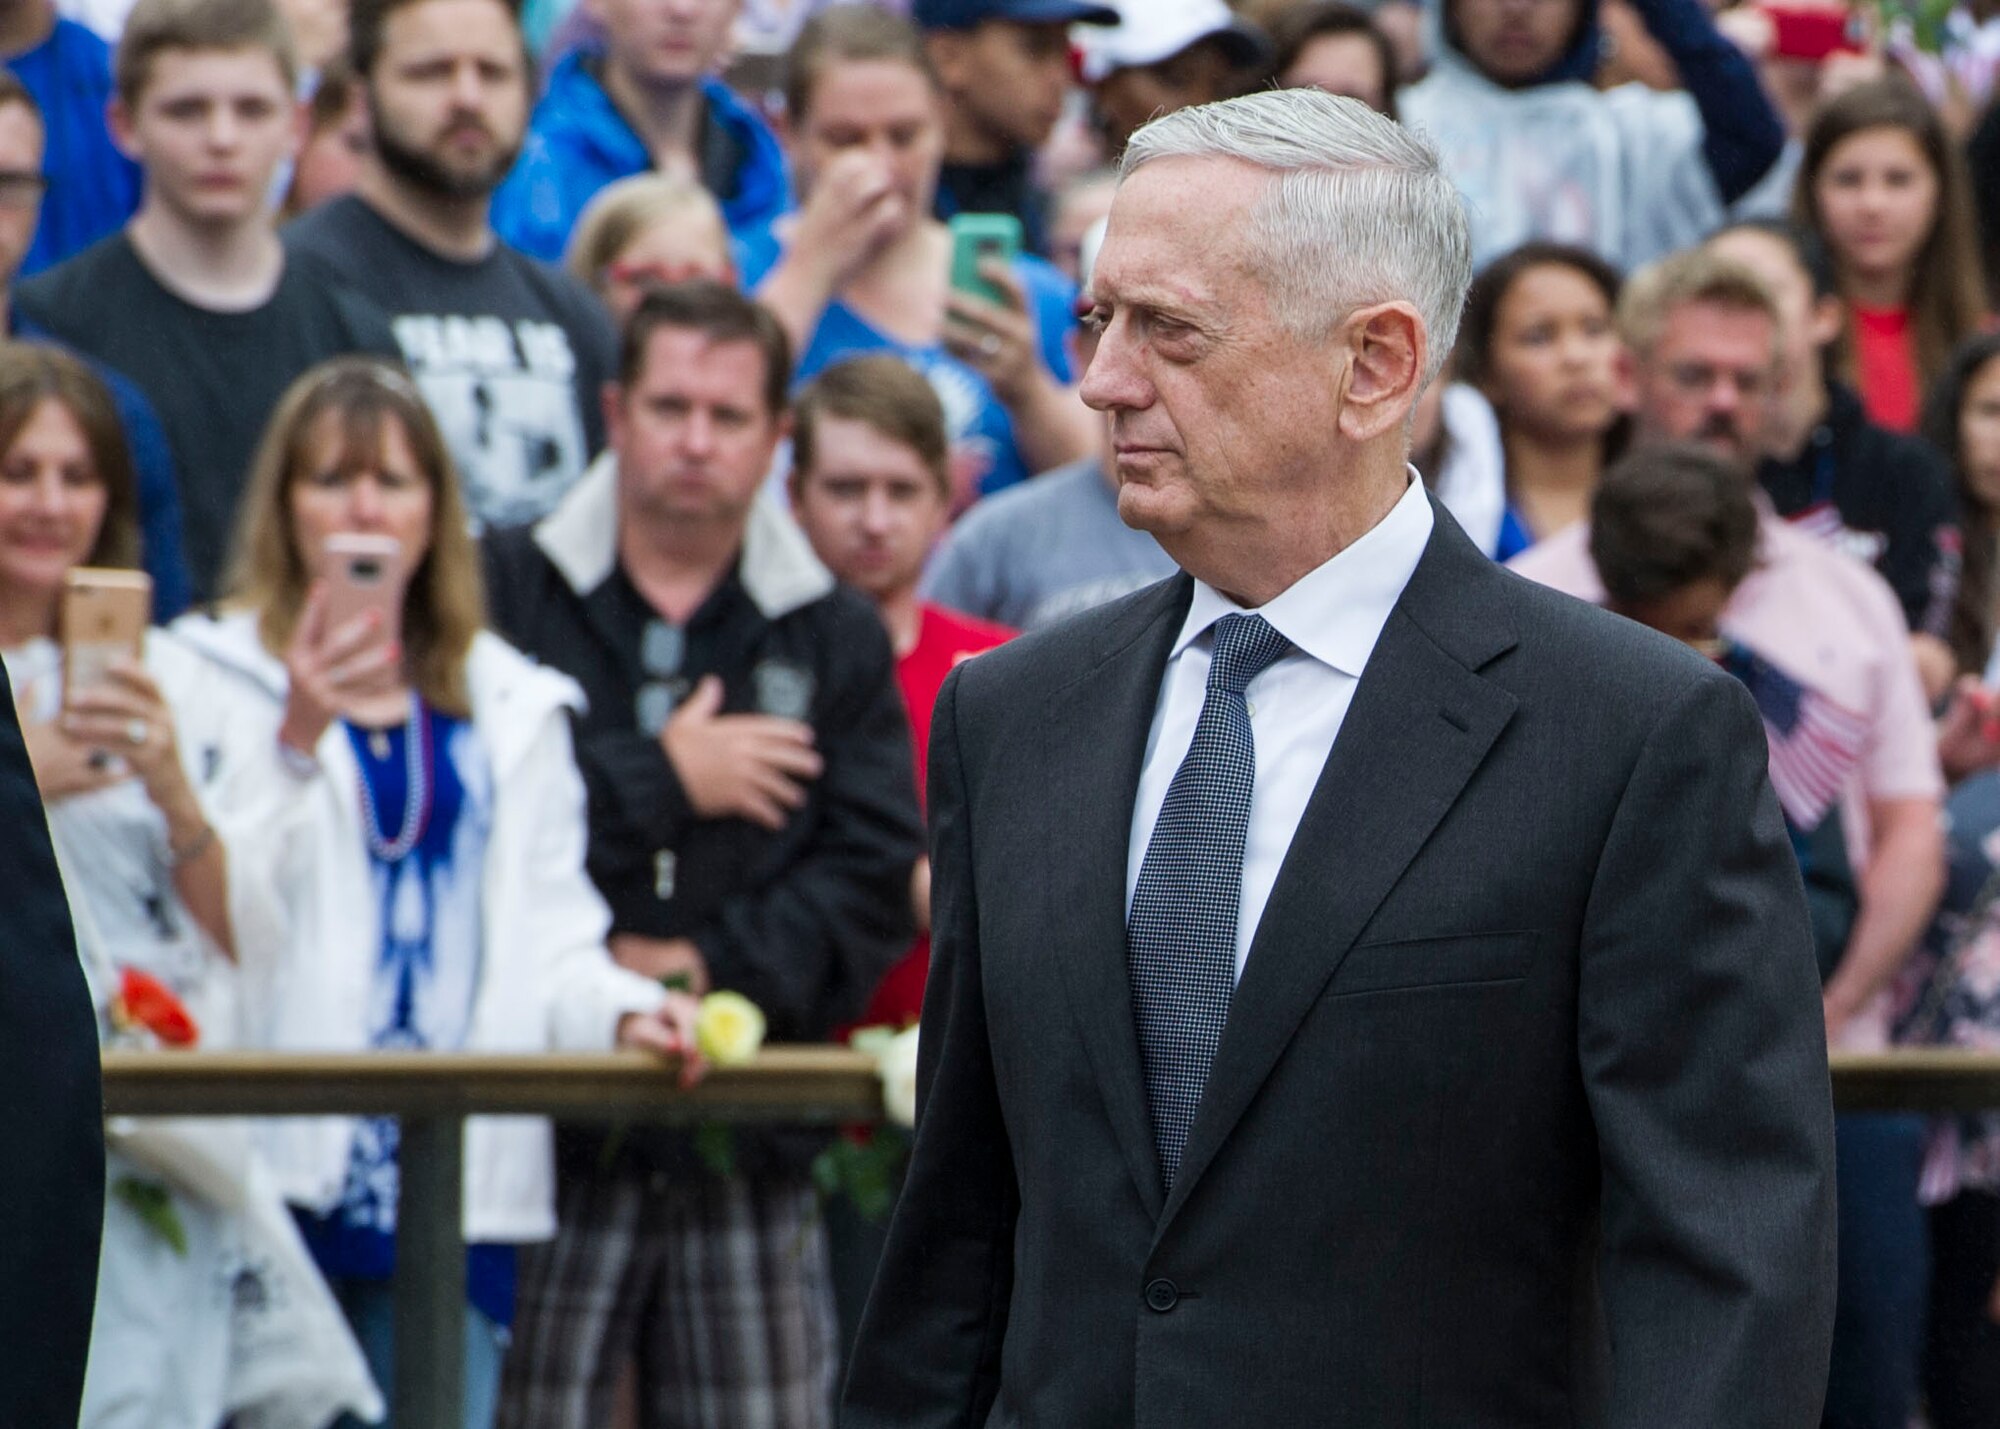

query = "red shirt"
852;603;1013;1031
1852;304;1921;434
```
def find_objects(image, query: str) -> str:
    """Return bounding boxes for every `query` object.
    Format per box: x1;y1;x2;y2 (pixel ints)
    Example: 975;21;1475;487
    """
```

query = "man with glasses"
482;279;921;1429
0;0;139;273
1511;247;1946;1429
0;68;190;614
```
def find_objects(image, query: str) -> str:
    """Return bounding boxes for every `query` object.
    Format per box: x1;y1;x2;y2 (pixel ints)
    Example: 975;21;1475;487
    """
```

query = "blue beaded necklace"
351;693;433;863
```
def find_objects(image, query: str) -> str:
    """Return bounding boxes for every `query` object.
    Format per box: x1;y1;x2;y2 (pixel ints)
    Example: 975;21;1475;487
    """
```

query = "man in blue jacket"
492;0;788;264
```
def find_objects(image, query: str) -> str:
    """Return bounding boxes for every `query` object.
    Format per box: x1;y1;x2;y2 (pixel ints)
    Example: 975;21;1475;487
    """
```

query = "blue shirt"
1493;504;1535;564
297;708;515;1326
492;54;790;264
740;229;1077;497
7;18;140;277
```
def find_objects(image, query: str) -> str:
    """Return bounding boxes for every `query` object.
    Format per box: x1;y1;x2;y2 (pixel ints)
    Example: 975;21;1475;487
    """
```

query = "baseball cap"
912;0;1120;30
1073;0;1270;82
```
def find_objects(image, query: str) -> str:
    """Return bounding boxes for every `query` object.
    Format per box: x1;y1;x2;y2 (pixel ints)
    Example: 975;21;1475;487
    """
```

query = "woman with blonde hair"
564;172;735;329
173;355;703;1429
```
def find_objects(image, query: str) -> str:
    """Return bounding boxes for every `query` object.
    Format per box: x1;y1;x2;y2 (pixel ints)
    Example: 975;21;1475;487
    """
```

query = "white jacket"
169;610;667;1242
1402;57;1722;273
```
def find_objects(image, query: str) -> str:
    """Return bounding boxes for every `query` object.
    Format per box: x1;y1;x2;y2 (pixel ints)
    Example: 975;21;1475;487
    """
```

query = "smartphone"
1765;4;1861;60
949;212;1023;308
321;533;408;637
61;568;151;708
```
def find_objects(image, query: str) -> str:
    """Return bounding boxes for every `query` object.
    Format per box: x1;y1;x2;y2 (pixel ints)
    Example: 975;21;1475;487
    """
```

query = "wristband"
276;737;319;780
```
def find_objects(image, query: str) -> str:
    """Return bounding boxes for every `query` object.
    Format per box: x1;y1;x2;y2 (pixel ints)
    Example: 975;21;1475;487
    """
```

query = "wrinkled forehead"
1652;300;1779;369
1091;157;1271;300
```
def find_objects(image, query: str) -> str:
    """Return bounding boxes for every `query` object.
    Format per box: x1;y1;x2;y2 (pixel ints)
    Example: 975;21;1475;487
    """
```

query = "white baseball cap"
1073;0;1271;84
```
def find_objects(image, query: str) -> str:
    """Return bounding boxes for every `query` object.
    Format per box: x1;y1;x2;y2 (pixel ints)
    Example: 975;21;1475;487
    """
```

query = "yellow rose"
696;991;767;1066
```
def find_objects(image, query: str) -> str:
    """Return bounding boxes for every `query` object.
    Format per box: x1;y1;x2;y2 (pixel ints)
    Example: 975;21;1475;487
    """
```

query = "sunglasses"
635;619;688;735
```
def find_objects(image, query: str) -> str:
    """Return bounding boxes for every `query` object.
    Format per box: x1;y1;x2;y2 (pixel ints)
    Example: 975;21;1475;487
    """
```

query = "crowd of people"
4;0;2000;1421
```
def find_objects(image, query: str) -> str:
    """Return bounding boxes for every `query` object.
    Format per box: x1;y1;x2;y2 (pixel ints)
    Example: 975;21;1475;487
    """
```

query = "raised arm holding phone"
0;348;230;952
746;5;1090;500
170;356;702;1421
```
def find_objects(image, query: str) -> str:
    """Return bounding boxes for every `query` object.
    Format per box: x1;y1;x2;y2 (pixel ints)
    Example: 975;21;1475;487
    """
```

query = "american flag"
1715;641;1871;832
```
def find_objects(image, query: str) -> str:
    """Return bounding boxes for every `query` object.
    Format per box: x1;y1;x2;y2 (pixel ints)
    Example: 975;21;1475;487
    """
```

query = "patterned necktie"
1128;612;1293;1190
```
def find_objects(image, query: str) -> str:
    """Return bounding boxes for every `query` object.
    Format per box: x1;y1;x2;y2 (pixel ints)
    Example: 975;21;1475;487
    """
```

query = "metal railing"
101;1047;880;1427
95;1048;2000;1425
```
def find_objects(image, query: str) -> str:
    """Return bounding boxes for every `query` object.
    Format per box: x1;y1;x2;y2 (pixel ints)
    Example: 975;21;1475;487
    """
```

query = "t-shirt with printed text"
285;196;619;531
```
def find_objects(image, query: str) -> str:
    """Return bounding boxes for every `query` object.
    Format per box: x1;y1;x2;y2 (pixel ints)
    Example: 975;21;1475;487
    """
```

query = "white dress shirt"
1125;473;1435;979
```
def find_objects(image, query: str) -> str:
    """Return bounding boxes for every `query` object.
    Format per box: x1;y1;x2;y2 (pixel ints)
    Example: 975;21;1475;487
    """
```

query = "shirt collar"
1172;469;1435;677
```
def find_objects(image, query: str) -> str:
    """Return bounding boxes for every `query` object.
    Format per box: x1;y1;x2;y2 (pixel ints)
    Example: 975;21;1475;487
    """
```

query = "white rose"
879;1024;920;1129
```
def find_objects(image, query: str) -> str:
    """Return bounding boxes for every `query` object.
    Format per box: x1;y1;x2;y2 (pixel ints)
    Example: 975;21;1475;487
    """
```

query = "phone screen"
950;214;1023;307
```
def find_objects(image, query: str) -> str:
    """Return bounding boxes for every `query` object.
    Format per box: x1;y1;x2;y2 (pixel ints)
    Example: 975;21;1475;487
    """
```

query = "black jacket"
0;660;104;1423
1759;381;1961;635
484;459;921;1176
845;502;1834;1427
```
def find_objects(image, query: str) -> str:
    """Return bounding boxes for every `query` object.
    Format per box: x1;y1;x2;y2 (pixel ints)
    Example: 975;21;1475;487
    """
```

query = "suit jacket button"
1143;1278;1179;1313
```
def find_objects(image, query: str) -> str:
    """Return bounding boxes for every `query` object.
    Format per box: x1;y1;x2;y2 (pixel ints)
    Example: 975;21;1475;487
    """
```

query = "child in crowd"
17;0;398;600
565;173;736;330
1795;75;1991;432
1928;332;2000;678
1455;242;1631;560
1905;327;2000;1429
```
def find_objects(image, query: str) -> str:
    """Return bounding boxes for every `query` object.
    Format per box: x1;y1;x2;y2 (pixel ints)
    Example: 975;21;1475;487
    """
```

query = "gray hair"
1120;88;1471;384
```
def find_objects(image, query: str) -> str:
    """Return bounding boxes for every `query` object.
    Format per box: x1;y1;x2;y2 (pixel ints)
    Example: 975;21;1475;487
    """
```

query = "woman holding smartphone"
744;4;1090;503
0;344;228;954
0;343;385;1427
173;356;703;1429
1794;76;1990;433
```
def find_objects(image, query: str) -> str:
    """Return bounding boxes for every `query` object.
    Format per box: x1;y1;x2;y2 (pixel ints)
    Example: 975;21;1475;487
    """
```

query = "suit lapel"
1157;511;1521;1232
1043;575;1192;1224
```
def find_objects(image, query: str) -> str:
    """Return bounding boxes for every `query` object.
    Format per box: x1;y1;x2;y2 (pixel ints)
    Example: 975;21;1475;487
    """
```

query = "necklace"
353;693;432;863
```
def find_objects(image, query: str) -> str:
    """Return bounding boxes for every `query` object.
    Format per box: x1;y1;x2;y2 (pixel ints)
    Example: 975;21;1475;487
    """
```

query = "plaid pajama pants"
496;1167;837;1429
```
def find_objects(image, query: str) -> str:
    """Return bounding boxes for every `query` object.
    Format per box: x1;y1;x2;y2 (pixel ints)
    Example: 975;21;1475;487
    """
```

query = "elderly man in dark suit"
0;668;103;1421
842;88;1836;1428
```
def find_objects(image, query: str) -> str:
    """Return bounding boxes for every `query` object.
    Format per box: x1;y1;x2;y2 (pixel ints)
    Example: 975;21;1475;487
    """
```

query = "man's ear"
1334;301;1427;443
105;97;140;164
287;93;310;163
601;380;625;454
924;30;968;95
1610;341;1639;414
1809;294;1844;350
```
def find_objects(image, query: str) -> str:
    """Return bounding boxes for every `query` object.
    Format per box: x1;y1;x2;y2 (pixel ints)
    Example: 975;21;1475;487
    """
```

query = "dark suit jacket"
843;503;1837;1428
0;662;104;1423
